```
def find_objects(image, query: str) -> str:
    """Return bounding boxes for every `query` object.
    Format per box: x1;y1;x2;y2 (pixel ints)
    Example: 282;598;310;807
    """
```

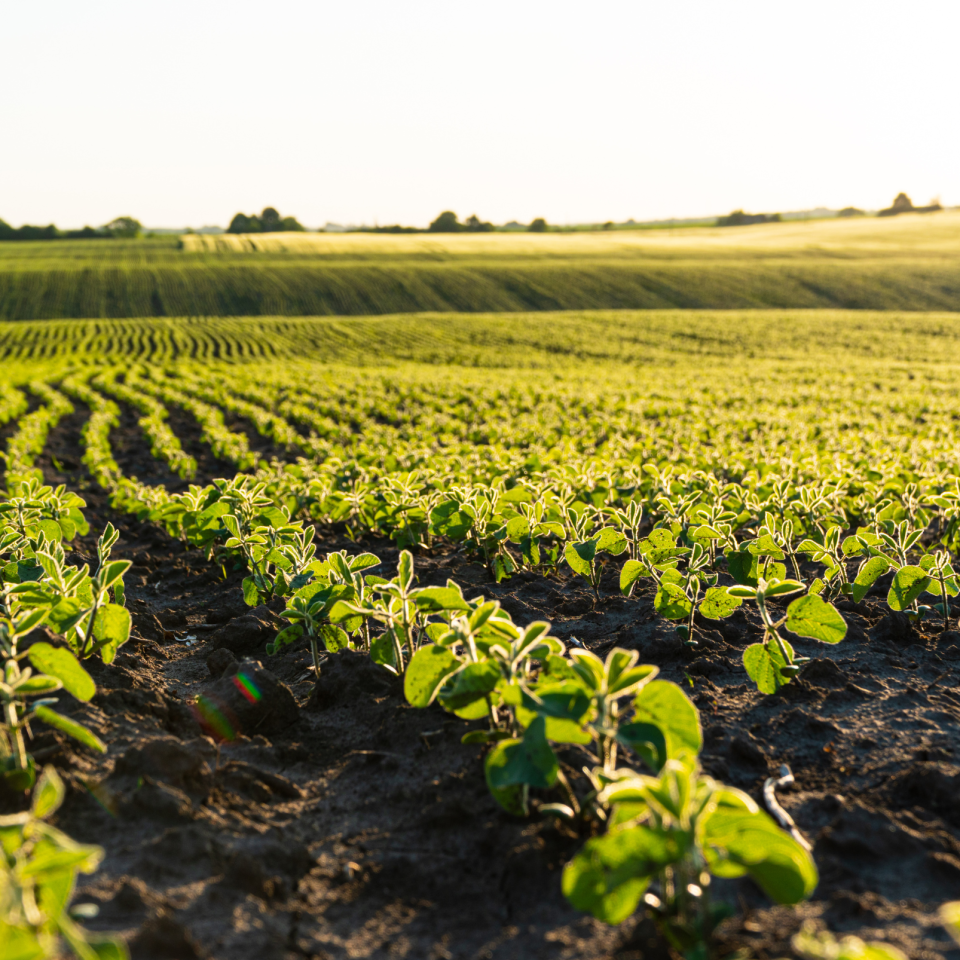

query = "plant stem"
309;635;322;681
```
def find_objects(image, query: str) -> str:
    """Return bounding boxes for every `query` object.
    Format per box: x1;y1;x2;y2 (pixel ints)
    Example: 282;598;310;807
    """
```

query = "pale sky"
3;0;958;229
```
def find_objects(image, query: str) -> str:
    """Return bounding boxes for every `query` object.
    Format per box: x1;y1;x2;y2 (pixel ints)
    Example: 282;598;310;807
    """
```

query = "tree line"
0;216;142;241
227;207;305;234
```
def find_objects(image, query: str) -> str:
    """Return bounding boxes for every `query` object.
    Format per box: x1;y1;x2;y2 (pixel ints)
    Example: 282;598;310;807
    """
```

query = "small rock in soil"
308;648;397;711
203;659;299;736
113;736;215;799
871;611;921;647
801;658;847;688
131;911;208;960
728;733;768;766
211;605;277;655
206;647;238;678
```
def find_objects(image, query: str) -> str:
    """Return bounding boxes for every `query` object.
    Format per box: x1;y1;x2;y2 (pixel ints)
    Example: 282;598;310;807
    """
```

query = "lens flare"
233;671;262;704
191;694;237;742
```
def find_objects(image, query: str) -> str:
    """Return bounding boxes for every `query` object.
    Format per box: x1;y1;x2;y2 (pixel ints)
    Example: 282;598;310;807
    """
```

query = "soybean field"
4;309;960;960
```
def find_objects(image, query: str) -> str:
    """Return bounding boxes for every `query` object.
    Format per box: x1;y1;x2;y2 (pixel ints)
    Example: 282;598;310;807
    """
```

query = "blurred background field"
2;211;960;320
4;308;960;371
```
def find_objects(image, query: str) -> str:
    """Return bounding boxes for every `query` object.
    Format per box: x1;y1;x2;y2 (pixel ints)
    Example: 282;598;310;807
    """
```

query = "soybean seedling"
728;577;847;694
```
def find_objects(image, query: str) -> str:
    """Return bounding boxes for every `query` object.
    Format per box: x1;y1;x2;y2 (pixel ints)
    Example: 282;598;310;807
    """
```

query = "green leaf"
726;548;759;586
347;553;381;572
397;550;414;589
485;717;558;795
505;516;530;541
412;586;470;613
564;540;596;577
785;595;847;644
630;679;702;762
520;535;540;567
619;559;647;594
45;598;86;637
268;623;303;654
595;527;628;556
0;926;45;960
851;556;890;603
370;631;399;674
242;576;262;607
887;565;931;612
89;938;130;960
702;804;818;903
31;765;65;819
404;645;460;707
437;660;500;711
92;603;131;664
561;824;678;924
699;585;742;620
748;535;785;560
319;624;349;653
690;524;722;540
616;721;668;771
653;581;692;621
38;519;63;544
27;643;96;702
743;640;795;695
33;706;105;753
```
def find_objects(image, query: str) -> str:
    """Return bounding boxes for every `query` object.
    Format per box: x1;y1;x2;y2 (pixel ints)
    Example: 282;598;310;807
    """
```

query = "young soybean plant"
1;602;104;791
564;753;818;953
620;534;743;646
11;524;133;664
0;765;128;959
563;508;628;598
270;550;381;679
728;577;847;694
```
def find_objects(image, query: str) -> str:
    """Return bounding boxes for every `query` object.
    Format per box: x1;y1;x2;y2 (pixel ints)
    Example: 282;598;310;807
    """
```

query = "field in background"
1;212;959;319
3;308;960;369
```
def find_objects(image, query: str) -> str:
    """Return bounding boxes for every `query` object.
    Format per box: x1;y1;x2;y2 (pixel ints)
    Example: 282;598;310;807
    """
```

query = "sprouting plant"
270;550;381;678
920;550;959;631
350;550;424;673
563;754;817;953
728;577;847;693
562;507;627;598
0;599;103;791
0;765;128;959
12;524;132;664
620;535;742;646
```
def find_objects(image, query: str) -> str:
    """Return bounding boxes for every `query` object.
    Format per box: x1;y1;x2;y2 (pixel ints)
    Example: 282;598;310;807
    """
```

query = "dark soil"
6;410;960;960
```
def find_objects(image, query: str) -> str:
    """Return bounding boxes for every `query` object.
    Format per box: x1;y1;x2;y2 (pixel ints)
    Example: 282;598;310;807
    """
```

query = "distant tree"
260;207;282;232
228;213;256;233
429;211;461;233
105;217;142;238
464;214;494;232
527;218;547;233
64;226;104;239
717;210;780;227
878;192;942;217
229;208;304;233
837;207;864;218
602;221;614;230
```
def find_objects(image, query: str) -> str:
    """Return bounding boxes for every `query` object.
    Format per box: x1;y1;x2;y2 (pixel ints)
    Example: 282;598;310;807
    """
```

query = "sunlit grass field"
0;212;959;319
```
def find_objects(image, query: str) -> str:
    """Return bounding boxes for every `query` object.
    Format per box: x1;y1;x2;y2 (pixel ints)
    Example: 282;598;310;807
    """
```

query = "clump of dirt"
3;405;958;960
